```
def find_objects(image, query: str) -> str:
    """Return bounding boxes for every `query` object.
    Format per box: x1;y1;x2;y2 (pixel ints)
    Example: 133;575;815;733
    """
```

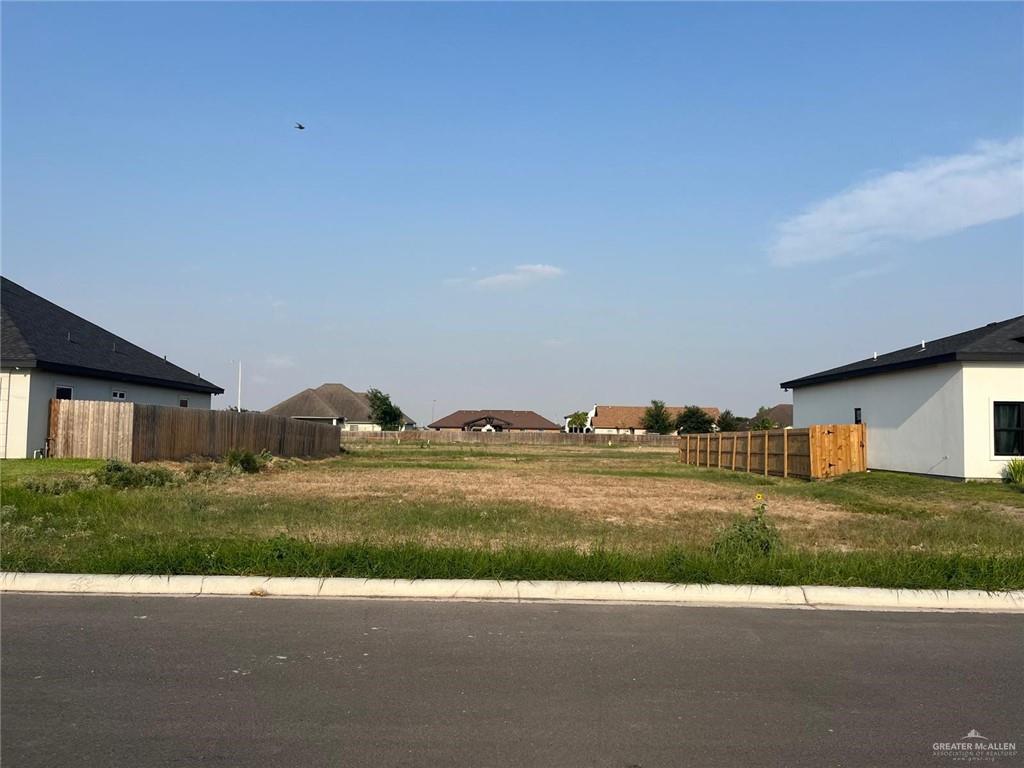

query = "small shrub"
712;494;781;559
94;460;176;489
224;449;269;474
20;475;93;495
183;461;229;482
1002;458;1024;486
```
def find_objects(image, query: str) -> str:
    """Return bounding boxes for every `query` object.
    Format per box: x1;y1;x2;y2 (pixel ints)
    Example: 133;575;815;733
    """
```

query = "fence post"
731;434;737;470
707;433;711;467
746;432;751;473
717;434;722;468
763;431;769;477
782;428;788;479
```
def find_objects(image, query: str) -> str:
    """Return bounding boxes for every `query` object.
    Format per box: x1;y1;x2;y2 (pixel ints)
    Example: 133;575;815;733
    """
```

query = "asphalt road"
2;595;1022;767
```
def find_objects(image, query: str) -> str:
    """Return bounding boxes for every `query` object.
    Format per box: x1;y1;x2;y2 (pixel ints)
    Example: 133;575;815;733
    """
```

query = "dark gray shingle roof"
428;410;561;430
781;315;1024;389
264;383;415;424
1;276;223;394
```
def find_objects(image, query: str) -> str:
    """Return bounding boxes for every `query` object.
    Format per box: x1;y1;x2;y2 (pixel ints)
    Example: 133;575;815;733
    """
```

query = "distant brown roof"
428;410;560;431
591;405;720;430
264;383;415;425
763;403;793;428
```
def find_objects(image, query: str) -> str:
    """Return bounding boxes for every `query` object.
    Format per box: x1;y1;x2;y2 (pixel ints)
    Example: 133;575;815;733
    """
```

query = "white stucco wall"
961;363;1024;480
0;369;213;459
792;363;967;478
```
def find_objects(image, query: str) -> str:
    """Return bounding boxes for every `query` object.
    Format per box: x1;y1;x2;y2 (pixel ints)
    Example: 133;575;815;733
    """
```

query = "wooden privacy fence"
341;430;684;449
678;424;866;480
47;400;341;462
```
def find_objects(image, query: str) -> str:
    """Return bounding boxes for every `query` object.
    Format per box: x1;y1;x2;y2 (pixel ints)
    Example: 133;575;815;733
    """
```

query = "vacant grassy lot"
2;445;1023;589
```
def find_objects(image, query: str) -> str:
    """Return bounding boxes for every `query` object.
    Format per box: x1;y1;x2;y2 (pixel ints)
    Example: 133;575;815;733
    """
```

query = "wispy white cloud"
473;264;565;289
770;137;1024;267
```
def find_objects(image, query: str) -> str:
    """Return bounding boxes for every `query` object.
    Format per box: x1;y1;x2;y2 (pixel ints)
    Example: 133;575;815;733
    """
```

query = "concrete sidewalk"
2;571;1022;612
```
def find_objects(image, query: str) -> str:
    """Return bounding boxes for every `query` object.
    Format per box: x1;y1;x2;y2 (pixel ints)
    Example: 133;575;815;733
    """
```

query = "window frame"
178;397;189;408
993;401;1024;457
112;390;127;401
55;385;74;401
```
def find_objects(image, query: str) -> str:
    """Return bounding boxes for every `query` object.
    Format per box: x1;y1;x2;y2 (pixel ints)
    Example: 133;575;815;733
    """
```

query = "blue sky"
3;2;1022;423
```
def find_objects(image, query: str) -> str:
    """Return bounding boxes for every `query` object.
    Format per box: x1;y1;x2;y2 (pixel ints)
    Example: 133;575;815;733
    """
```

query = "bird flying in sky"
294;122;305;130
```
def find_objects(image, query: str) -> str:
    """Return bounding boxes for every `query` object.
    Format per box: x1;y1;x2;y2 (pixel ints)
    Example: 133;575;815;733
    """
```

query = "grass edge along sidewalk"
4;538;1023;592
2;572;1022;613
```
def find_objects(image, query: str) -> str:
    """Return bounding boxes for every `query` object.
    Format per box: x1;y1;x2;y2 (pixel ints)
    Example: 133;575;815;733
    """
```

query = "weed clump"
713;494;781;559
20;474;94;495
93;460;176;489
1002;458;1024;487
224;449;272;474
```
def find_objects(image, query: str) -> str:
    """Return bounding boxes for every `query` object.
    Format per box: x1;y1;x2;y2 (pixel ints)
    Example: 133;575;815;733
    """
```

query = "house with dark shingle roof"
1;276;223;458
428;410;560;432
264;383;415;431
781;315;1024;480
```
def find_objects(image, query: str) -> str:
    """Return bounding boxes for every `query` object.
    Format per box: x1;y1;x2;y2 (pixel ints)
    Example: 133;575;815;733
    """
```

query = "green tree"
751;406;776;430
675;405;715;435
566;411;589;431
716;409;739;432
641;400;675;435
366;388;404;431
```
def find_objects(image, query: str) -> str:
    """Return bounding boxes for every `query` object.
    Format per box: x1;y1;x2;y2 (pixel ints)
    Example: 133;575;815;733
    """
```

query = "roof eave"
780;352;962;389
0;357;37;369
32;360;224;394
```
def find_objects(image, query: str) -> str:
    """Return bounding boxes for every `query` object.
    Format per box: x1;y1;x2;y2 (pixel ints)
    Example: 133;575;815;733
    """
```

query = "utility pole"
230;360;242;411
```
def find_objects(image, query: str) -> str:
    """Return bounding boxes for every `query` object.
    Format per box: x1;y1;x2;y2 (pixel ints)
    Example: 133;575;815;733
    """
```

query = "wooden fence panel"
129;405;340;461
677;425;865;480
339;430;684;449
46;399;134;461
46;400;339;461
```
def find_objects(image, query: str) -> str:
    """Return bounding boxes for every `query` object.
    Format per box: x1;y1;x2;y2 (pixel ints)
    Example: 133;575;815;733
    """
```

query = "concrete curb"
2;572;1022;613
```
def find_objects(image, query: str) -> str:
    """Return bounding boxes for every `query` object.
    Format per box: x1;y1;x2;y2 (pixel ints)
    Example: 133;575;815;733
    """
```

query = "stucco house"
1;277;223;458
781;315;1024;480
566;404;720;435
263;383;416;431
428;410;560;432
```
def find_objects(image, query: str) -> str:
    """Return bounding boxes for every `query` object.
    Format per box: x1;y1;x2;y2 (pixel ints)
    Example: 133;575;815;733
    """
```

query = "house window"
178;398;189;408
112;390;126;400
854;408;862;425
55;385;73;400
994;402;1023;456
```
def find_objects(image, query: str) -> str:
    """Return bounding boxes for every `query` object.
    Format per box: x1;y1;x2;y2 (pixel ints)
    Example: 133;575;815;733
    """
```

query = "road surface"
2;595;1022;767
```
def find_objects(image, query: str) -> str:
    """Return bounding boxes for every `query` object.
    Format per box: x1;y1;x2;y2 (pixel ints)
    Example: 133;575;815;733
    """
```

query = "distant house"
428;410;560;432
566;404;721;435
264;383;415;431
1;277;223;458
760;403;794;428
781;315;1024;480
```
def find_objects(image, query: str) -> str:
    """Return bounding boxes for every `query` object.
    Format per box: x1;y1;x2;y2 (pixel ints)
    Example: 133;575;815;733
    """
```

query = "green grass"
2;450;1023;590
